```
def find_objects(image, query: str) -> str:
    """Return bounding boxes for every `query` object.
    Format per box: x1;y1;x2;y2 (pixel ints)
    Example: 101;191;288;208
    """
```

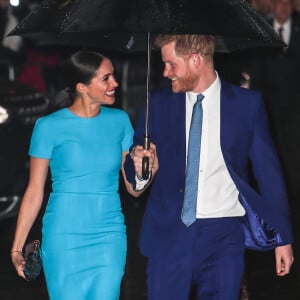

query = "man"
272;0;294;46
125;35;293;300
249;0;300;211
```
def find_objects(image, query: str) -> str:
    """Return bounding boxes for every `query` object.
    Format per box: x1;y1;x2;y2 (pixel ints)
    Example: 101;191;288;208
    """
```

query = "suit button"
180;188;183;193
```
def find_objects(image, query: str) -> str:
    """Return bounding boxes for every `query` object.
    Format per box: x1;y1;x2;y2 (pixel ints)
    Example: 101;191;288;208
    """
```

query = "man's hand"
275;244;294;276
130;143;159;180
240;72;250;89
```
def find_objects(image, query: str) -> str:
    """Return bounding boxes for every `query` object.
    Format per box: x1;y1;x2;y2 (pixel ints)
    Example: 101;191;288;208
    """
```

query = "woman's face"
85;58;119;106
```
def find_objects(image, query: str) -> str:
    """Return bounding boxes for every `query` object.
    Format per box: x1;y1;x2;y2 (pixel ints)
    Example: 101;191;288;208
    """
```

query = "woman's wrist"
10;250;23;254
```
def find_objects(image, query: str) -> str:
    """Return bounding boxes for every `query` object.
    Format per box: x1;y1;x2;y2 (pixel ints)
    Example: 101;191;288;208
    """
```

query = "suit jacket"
124;80;293;258
250;16;300;102
247;16;300;200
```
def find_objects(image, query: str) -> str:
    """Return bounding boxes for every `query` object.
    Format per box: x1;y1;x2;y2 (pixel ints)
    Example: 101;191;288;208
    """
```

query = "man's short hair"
155;34;215;60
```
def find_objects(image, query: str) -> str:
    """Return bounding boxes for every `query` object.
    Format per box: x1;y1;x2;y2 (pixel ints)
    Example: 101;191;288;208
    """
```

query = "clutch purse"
23;240;42;281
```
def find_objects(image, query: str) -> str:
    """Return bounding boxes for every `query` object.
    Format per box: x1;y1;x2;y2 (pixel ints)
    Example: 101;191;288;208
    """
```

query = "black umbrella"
9;0;284;178
10;0;283;48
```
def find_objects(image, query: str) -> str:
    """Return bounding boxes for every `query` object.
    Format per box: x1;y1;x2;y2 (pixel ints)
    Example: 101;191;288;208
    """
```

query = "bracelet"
10;250;23;254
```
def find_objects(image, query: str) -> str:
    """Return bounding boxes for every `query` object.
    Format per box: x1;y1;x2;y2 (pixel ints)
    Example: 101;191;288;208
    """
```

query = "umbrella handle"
142;135;150;180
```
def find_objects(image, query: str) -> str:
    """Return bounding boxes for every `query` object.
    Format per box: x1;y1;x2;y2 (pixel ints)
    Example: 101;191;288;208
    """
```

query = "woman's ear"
76;82;87;94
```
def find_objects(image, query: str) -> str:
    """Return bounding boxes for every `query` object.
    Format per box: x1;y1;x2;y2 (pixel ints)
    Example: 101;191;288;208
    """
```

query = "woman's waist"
46;191;122;218
51;179;119;195
50;190;119;197
48;191;121;208
50;191;119;197
44;192;124;231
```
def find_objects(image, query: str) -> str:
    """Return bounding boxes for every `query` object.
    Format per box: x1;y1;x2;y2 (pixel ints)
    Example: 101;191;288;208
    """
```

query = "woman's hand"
10;157;49;280
11;251;26;279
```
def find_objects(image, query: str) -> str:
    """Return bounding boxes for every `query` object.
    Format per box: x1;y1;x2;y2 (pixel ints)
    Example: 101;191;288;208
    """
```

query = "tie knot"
197;94;204;103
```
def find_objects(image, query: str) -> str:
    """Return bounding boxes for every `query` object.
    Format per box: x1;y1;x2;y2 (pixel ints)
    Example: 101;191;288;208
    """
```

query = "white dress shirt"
186;74;245;218
274;18;291;46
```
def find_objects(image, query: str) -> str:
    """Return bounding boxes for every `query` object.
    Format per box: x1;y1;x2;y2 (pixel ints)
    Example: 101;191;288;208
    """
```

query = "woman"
11;50;158;299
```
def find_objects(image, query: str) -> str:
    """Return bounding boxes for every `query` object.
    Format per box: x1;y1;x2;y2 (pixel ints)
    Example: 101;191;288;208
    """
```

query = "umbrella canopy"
9;0;284;51
9;0;284;179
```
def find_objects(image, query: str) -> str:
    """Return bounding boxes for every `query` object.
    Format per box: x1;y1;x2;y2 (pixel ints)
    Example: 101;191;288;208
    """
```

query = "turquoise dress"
29;107;133;300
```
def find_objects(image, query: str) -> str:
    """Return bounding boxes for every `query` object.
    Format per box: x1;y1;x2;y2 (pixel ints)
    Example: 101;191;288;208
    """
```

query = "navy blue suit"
124;80;293;298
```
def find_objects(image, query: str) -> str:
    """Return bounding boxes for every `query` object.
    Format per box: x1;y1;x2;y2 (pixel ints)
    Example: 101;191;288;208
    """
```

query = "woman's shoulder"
39;107;68;120
102;106;130;119
35;108;69;126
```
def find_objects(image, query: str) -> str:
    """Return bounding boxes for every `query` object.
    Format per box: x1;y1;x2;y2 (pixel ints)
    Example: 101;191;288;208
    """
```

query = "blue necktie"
181;94;204;226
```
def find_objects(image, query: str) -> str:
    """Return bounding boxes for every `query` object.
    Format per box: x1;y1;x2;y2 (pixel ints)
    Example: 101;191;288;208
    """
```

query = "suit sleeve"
249;95;292;244
123;107;146;187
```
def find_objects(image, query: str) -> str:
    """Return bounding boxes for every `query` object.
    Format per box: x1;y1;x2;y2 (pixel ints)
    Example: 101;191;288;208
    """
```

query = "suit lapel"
288;17;300;51
220;80;234;155
173;92;186;186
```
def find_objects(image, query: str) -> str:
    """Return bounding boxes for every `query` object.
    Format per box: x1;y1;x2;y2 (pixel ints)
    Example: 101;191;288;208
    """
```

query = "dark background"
1;1;300;299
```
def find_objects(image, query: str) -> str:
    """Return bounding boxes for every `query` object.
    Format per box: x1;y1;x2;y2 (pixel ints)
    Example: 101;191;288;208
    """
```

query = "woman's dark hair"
58;51;106;107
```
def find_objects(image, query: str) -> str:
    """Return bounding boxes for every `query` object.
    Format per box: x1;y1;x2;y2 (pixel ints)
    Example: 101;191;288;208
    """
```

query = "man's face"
0;0;9;9
161;41;198;93
252;0;273;15
273;0;292;24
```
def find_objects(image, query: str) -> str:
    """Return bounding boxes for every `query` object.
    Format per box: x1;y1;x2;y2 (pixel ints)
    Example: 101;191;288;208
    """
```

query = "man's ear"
190;53;201;68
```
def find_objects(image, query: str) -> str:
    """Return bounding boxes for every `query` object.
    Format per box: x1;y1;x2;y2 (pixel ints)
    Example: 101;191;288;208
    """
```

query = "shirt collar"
274;18;291;31
186;72;221;105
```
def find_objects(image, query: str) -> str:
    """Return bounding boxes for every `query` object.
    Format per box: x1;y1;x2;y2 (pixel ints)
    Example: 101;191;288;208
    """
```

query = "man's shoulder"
292;14;300;27
150;87;185;103
151;87;181;97
220;79;261;98
220;79;264;112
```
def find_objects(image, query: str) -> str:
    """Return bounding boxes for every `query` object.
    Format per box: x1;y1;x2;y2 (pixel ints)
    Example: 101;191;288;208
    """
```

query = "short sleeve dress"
29;107;133;300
